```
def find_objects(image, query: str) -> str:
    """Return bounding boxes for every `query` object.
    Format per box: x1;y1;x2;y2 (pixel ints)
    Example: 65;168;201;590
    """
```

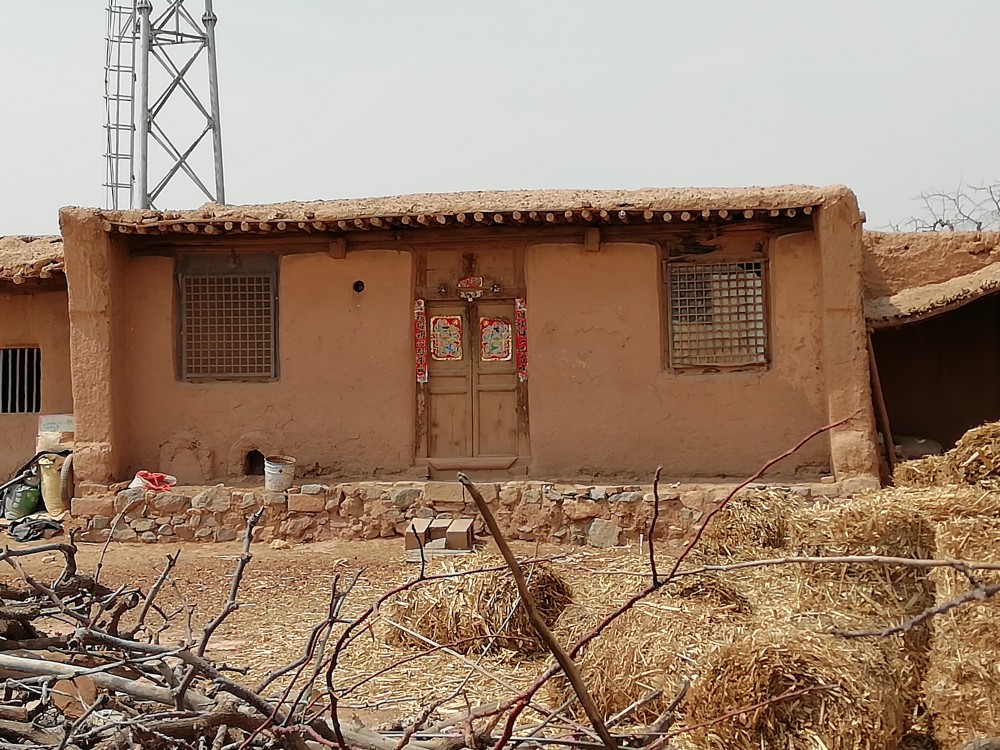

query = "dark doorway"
243;449;265;476
872;293;1000;449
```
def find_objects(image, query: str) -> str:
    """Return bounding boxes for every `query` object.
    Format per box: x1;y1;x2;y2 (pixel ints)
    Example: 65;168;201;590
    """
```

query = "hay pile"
677;626;909;750
547;578;752;723
696;488;796;560
924;517;1000;750
895;420;1000;488
382;559;571;655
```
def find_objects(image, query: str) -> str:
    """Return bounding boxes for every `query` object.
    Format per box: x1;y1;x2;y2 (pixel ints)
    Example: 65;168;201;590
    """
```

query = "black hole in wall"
244;450;265;476
352;280;365;293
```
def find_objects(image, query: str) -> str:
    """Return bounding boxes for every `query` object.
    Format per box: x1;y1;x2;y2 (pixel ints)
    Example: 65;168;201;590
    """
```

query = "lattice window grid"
668;261;767;367
181;274;276;379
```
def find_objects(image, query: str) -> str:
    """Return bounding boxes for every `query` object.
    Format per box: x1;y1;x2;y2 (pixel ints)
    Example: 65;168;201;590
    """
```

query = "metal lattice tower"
103;0;226;210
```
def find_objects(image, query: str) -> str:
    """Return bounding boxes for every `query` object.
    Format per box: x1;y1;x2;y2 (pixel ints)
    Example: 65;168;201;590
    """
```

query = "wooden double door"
425;298;524;470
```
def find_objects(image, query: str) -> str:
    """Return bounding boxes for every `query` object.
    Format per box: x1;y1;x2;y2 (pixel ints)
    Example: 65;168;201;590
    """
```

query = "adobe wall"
525;236;832;480
0;289;73;479
121;250;415;483
863;231;1000;299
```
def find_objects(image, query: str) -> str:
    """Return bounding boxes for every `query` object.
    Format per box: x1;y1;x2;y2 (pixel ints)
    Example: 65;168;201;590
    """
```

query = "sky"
1;1;998;236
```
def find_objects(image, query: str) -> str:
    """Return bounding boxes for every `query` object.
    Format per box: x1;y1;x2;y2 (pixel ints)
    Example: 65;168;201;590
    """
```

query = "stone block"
288;493;325;513
90;515;112;530
562;498;601;521
282;515;314;538
610;492;643;505
522;489;541;504
80;528;110;543
139;532;157;543
194;528;214;539
152;492;189;514
423;482;466;505
262;491;287;507
175;526;195;541
191;486;232;512
157;525;175;536
114;487;146;513
341;494;365;518
301;484;328;495
72;496;115;518
112;526;137;542
391;488;422;509
131;518;156;533
587;518;621;548
238;492;259;509
215;528;238;542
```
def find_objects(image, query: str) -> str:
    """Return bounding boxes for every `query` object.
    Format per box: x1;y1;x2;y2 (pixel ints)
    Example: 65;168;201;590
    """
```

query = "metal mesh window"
668;261;767;367
181;273;276;379
1;347;41;414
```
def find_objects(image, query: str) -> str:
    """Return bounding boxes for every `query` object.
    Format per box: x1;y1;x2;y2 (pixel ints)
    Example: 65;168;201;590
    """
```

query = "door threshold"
426;456;519;471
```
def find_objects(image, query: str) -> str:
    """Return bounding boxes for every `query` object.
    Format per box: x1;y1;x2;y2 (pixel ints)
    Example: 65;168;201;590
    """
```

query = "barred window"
178;255;278;380
667;261;767;367
1;347;41;414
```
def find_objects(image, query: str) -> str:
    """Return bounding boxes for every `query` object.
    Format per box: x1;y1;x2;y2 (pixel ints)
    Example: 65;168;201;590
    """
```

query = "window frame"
0;346;42;414
175;253;280;383
663;253;771;373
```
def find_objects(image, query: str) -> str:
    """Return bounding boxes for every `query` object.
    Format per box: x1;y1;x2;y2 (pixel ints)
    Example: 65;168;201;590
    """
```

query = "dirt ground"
1;535;645;728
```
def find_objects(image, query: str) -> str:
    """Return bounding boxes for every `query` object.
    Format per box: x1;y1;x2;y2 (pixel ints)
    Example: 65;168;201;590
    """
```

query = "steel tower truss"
104;0;226;210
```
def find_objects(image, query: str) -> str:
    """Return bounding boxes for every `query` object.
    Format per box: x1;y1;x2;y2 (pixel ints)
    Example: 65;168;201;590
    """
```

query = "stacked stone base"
69;479;845;547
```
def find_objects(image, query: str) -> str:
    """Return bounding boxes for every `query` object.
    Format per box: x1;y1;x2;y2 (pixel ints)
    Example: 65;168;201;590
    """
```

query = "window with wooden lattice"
0;347;41;413
177;254;278;381
666;260;768;368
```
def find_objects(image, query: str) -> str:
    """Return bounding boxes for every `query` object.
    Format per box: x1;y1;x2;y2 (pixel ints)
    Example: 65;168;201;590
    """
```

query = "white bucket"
264;455;296;492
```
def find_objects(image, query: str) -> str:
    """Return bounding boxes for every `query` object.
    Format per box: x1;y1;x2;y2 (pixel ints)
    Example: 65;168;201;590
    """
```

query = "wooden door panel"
428;389;470;457
477;389;519;455
426;303;471;458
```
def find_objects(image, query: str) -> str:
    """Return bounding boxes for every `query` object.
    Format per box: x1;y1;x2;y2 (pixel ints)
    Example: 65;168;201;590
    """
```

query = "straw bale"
945;422;1000;486
382;559;571;656
788;501;934;619
925;517;1000;750
678;626;909;750
862;484;1000;524
548;591;751;724
697;489;796;560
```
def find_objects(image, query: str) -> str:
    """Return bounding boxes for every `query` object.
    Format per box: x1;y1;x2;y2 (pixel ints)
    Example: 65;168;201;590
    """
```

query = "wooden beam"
240;221;251;232
584;227;601;253
312;221;327;231
680;211;692;222
493;213;504;224
329;238;347;259
276;221;287;231
743;210;754;220
662;212;673;223
803;206;814;215
643;209;654;222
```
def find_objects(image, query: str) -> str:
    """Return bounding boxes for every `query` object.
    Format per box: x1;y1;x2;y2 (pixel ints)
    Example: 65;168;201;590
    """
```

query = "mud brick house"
0;236;73;478
865;230;1000;450
58;185;881;491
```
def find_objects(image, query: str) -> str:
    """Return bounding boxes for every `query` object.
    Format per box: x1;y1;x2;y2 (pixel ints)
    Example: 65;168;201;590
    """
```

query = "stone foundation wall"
69;480;845;547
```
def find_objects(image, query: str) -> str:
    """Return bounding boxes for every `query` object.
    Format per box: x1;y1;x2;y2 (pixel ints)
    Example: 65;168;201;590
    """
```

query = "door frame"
413;243;529;477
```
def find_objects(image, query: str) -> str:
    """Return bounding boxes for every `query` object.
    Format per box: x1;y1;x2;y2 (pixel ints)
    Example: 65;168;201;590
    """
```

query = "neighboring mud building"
865;230;1000;450
58;185;879;490
0;236;73;479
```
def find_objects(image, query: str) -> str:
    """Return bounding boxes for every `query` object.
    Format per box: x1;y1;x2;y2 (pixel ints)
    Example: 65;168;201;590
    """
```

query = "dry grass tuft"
894;455;951;488
863;484;1000;524
677;626;909;750
382;557;571;656
548;591;751;724
697;489;796;560
924;517;1000;750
